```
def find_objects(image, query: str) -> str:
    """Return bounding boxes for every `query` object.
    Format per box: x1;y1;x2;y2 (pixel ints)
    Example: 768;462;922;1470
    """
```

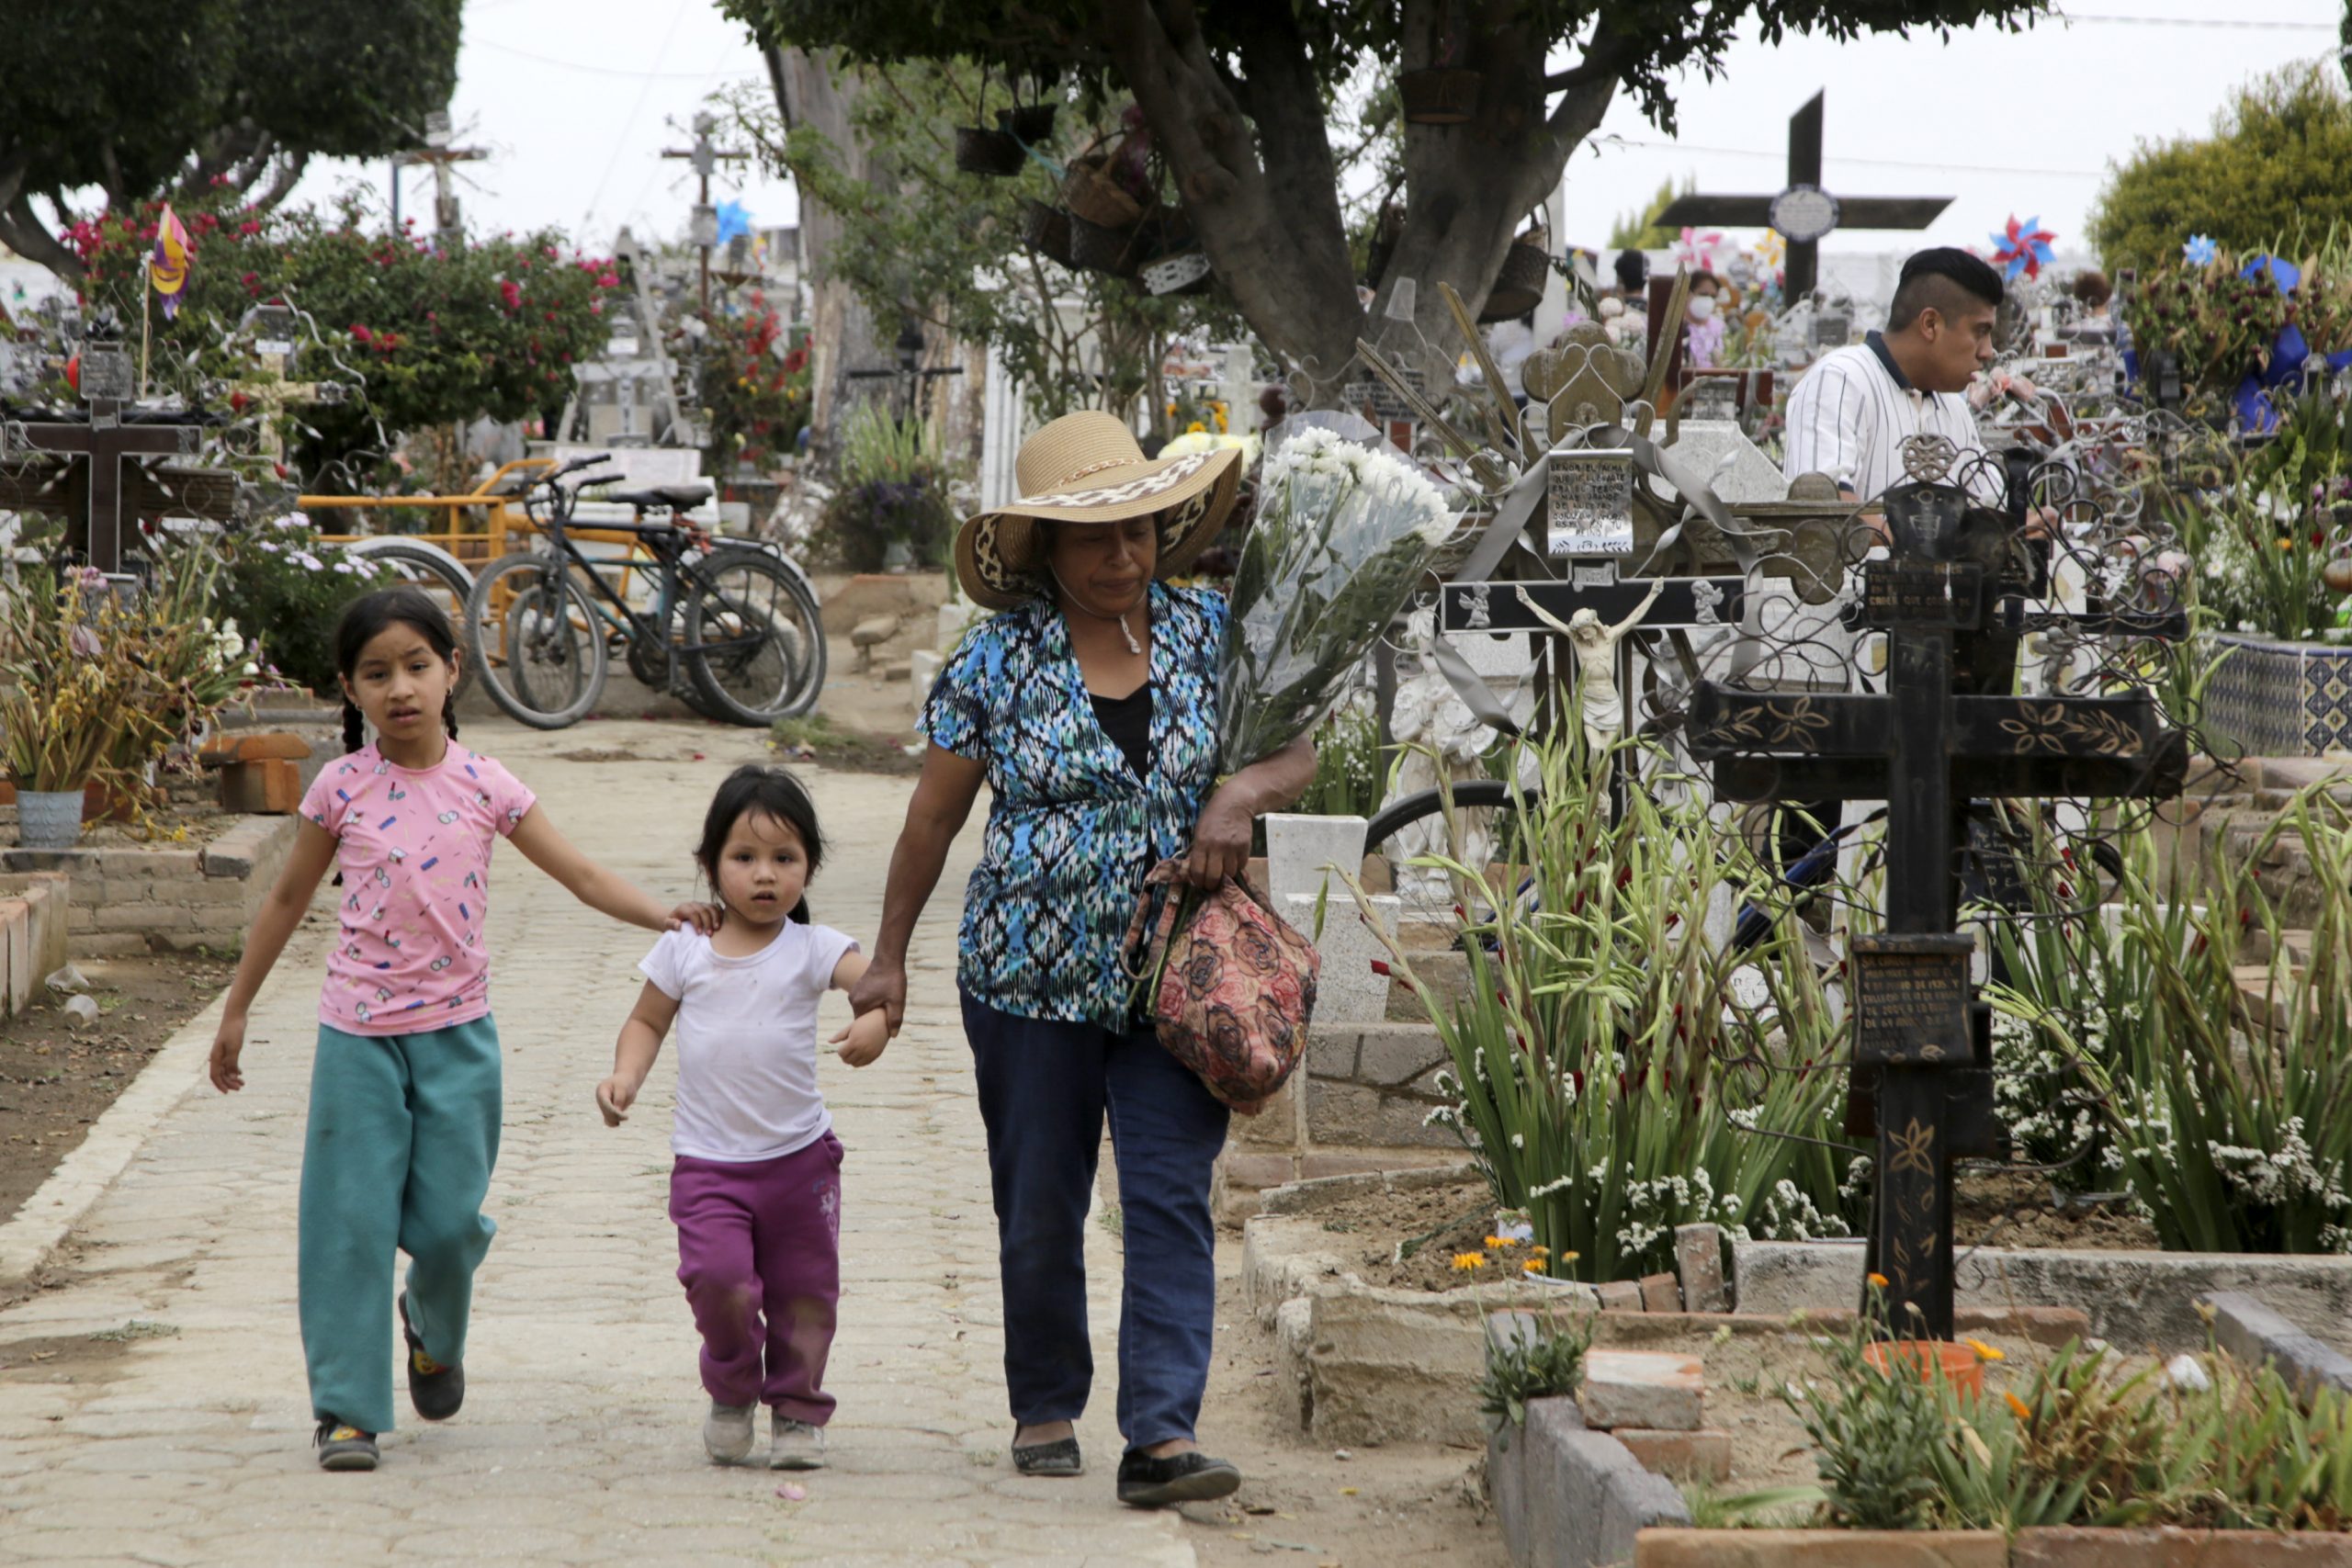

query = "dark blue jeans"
960;989;1230;1450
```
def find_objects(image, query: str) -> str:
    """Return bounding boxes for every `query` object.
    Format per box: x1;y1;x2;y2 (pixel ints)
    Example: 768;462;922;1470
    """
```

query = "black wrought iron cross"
1656;92;1953;301
5;344;200;572
1685;469;2185;1338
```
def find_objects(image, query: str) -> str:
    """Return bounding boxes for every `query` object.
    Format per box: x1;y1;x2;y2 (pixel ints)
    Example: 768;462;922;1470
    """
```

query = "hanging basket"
1399;67;1482;125
996;103;1058;143
954;127;1027;177
1019;198;1076;267
1062;152;1144;231
1069;212;1144;276
1480;233;1551;322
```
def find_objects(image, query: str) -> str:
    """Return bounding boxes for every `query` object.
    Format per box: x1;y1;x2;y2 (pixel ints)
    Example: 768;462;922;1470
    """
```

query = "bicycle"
461;454;827;730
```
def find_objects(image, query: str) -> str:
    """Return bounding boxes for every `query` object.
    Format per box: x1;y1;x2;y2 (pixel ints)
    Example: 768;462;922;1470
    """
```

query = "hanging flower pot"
1069;212;1144;277
996;103;1058;143
1062;150;1144;231
954;127;1027;177
1480;227;1551;322
1019;198;1077;268
1399;67;1482;124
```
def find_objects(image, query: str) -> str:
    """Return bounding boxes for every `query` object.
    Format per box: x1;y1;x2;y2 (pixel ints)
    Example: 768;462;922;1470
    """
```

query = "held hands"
831;1008;890;1068
594;1073;642;1127
845;958;908;1038
208;1014;247;1094
668;902;724;934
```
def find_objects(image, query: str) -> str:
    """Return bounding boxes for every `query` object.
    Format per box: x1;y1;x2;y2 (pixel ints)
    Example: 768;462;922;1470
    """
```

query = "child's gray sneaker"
769;1414;826;1470
703;1400;757;1463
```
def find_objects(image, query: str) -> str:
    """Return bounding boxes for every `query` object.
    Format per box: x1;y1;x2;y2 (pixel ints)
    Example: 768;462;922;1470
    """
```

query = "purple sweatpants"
668;1133;843;1423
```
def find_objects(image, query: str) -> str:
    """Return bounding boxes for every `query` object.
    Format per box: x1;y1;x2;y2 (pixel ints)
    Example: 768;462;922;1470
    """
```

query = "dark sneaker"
1116;1448;1241;1508
1012;1435;1084;1476
314;1419;379;1472
399;1292;464;1421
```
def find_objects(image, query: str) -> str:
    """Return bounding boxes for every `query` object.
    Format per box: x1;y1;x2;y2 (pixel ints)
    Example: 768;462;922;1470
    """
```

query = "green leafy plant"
2120;247;2290;409
1476;1308;1591;1432
2167;423;2347;642
1343;721;1861;1283
811;405;956;571
213;515;398;694
695;290;810;478
1295;699;1382;819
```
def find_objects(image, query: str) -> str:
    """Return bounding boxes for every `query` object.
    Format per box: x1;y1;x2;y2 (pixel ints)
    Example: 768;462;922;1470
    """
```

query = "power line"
1595;136;2108;181
2053;11;2336;28
579;0;691;230
472;36;763;80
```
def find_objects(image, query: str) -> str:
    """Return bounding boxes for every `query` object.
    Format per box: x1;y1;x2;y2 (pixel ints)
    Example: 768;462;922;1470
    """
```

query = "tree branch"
247;150;310;214
0;197;83;282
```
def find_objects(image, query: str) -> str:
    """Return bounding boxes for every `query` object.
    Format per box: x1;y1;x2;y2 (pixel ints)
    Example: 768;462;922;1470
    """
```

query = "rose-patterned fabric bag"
1122;859;1320;1116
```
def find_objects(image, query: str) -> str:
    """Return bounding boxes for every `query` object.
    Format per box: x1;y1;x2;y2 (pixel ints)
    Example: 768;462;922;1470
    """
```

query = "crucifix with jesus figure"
1683;438;2185;1338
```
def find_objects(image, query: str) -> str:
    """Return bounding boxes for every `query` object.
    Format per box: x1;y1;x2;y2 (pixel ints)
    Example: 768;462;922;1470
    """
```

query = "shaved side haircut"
1887;247;2005;332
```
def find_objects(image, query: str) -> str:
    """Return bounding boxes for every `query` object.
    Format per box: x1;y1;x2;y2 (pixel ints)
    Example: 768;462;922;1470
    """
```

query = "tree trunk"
0;197;82;283
770;46;888;467
1102;0;1621;412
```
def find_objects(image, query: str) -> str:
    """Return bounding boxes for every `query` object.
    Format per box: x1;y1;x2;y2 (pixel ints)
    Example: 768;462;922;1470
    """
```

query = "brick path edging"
1634;1527;2352;1565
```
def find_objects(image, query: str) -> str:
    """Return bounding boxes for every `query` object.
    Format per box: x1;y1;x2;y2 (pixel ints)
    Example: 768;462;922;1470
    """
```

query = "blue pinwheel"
1989;214;2056;282
2183;233;2219;266
714;200;753;247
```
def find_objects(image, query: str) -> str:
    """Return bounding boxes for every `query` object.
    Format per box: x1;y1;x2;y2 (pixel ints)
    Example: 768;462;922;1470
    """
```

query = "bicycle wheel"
1363;777;1544;932
348;538;477;697
683;547;823;725
463;551;608;730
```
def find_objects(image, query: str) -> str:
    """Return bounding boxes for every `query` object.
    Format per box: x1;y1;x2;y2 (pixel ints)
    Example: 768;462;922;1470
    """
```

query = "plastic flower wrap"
1217;423;1453;771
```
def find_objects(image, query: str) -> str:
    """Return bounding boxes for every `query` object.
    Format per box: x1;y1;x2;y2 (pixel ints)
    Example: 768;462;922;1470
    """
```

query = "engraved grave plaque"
1546;449;1634;558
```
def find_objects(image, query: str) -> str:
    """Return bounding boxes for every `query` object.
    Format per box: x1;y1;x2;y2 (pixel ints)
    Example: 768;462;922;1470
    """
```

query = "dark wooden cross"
4;342;202;572
1683;460;2185;1338
1656;91;1953;301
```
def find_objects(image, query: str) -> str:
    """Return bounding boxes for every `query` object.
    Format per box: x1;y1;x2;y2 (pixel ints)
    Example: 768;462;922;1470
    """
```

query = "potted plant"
1;569;133;848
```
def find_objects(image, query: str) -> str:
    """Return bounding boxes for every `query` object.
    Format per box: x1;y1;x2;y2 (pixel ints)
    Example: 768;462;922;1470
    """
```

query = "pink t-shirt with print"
300;742;537;1035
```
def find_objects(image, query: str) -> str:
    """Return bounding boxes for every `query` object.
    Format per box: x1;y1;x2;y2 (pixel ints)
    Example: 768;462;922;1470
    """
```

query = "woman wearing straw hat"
849;412;1316;1507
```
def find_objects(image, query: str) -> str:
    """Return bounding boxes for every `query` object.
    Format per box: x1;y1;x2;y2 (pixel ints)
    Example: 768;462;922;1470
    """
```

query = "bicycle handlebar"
573;472;625;489
550;451;612;479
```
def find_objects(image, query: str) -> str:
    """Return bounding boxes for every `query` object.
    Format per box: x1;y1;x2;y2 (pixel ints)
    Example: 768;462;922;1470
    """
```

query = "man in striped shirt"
1782;247;2007;508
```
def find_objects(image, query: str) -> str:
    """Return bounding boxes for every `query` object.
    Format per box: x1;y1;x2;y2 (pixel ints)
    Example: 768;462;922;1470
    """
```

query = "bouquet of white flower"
1218;425;1454;771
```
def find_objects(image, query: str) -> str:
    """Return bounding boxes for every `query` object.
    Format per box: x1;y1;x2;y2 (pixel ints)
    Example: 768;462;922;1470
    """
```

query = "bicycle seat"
608;484;713;512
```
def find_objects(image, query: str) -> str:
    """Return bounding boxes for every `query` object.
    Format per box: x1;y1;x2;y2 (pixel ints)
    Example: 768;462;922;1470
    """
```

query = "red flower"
351;324;374;343
596;272;618;288
499;279;523;310
239;220;261;237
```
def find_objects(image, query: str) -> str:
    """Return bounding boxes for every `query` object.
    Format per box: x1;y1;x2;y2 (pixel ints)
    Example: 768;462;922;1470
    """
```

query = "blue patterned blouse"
920;581;1226;1028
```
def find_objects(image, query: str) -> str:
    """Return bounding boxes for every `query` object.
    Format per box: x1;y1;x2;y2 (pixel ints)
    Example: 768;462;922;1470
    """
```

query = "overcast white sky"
280;0;2342;264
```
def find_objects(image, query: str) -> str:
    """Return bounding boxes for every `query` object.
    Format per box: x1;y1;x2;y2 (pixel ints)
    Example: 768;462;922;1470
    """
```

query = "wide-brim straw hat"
954;411;1245;611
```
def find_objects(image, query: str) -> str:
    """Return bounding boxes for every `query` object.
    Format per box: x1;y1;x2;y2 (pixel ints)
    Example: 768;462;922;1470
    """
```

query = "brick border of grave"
1730;1238;2352;1353
1488;1397;1691;1568
1629;1528;2352;1566
1;816;298;957
0;873;71;1019
1244;1186;2089;1448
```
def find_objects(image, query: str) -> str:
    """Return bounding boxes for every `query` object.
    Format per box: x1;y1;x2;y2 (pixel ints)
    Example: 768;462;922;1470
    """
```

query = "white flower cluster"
1265;425;1453;547
1750;1177;1849;1244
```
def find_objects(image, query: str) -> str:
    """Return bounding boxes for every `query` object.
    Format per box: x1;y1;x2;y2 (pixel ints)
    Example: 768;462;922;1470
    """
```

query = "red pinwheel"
1989;215;2056;282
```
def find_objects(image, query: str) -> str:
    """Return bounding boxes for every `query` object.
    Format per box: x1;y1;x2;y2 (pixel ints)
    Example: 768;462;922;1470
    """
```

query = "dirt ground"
0;954;234;1227
1181;1247;1510;1568
1955;1167;2160;1251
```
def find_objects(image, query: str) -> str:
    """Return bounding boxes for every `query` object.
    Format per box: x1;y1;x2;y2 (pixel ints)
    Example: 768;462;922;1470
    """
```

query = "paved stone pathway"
0;720;1194;1567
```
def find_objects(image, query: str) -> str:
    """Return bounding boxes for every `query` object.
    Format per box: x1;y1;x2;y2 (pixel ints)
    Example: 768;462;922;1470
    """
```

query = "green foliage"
1295;701;1383;819
2116;248;2290;407
727;63;1238;426
1786;1303;2352;1532
811;406;956;571
1609;177;1691;253
217;517;399;694
1344;724;1861;1283
1477;1310;1591;1431
0;0;461;251
696;293;811;477
70;193;619;486
2154;396;2351;641
2091;64;2352;271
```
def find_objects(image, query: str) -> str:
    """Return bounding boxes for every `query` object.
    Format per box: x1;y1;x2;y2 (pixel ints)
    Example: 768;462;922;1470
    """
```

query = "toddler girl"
595;764;887;1469
208;587;716;1472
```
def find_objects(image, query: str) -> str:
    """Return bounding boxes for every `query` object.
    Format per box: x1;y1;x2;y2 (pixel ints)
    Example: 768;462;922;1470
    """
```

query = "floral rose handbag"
1122;859;1320;1116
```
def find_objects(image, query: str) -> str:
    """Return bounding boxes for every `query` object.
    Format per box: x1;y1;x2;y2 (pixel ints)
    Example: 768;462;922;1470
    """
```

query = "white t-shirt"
639;921;859;1162
1781;335;2000;505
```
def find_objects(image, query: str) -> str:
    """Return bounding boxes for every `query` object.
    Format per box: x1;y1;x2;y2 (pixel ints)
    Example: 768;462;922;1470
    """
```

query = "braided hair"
334;588;462;754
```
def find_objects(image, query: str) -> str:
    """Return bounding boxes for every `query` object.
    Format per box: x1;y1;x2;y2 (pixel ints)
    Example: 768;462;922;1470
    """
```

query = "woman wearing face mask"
1683;271;1727;370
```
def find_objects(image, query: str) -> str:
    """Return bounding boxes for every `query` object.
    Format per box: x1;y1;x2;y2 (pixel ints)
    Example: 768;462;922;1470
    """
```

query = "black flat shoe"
399;1292;464;1422
1012;1435;1084;1476
1116;1448;1241;1508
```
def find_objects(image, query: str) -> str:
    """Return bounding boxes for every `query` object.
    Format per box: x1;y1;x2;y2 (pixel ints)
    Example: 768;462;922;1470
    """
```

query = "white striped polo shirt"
1781;333;1999;504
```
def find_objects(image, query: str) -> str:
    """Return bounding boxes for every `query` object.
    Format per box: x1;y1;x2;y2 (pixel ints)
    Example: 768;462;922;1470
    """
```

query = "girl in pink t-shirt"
207;588;716;1473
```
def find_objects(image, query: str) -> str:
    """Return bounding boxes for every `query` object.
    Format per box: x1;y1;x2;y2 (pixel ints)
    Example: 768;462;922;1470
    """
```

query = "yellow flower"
2004;1392;2033;1420
1521;1257;1546;1274
1964;1337;2006;1362
1186;421;1206;434
1529;1246;1550;1257
1451;1252;1488;1271
1868;1272;1890;1290
1557;1250;1579;1262
1485;1234;1521;1249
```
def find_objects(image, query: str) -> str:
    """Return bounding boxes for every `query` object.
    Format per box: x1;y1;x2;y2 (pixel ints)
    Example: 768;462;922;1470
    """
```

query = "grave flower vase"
17;788;85;849
2202;632;2352;758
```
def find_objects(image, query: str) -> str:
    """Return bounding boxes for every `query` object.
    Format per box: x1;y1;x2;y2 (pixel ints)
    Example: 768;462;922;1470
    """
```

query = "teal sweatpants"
298;1017;502;1435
